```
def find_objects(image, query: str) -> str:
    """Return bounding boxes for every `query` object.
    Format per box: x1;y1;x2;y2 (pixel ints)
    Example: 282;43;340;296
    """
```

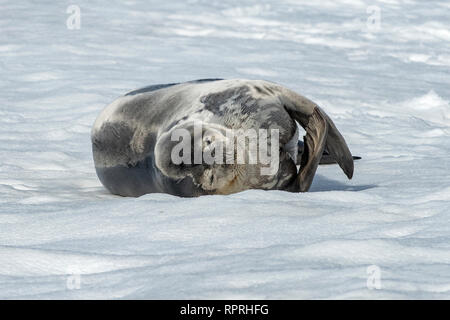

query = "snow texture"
1;0;449;299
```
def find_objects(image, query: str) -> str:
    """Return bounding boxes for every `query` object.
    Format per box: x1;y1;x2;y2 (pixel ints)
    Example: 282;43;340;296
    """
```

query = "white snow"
1;0;449;299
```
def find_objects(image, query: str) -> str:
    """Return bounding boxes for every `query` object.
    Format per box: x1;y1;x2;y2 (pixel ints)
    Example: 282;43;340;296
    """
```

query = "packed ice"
0;0;449;299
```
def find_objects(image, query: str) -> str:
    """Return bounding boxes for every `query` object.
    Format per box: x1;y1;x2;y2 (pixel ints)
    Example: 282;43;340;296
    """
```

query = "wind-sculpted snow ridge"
0;0;449;299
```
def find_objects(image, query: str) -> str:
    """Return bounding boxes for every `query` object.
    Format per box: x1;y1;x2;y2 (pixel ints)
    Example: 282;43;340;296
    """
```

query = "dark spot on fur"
167;119;180;130
125;79;224;96
125;83;179;96
92;121;134;165
92;122;132;153
92;121;157;168
191;78;224;83
264;86;275;95
255;86;264;94
200;86;260;116
240;94;260;115
254;86;271;95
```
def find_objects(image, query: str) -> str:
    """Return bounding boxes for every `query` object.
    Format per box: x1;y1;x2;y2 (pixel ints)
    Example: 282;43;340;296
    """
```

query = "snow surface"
1;0;450;299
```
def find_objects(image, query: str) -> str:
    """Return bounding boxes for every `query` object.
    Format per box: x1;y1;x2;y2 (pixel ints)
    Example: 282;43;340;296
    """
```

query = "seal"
91;79;355;197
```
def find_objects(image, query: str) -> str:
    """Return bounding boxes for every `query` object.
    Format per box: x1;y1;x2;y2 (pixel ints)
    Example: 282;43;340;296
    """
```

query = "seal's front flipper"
288;107;328;192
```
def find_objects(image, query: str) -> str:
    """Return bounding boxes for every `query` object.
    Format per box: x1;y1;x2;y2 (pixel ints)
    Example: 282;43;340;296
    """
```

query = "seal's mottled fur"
91;79;354;197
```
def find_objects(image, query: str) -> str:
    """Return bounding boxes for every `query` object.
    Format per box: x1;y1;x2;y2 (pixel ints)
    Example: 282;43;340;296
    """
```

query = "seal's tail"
296;140;361;165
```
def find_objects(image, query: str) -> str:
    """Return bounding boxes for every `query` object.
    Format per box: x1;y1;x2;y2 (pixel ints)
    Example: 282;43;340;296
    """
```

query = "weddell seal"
91;79;356;197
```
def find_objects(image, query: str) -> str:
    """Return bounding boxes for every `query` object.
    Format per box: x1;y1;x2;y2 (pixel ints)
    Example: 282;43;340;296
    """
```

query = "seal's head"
155;121;296;194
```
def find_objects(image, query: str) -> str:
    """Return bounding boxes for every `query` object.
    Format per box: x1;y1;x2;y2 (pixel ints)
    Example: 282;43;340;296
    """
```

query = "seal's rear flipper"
280;88;354;192
319;153;361;165
297;141;361;165
320;108;354;179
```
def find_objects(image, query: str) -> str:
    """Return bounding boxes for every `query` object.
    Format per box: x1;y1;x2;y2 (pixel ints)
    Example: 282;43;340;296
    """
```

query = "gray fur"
91;79;354;197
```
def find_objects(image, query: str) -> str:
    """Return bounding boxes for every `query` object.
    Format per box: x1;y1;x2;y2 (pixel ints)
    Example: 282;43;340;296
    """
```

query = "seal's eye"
204;137;212;145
